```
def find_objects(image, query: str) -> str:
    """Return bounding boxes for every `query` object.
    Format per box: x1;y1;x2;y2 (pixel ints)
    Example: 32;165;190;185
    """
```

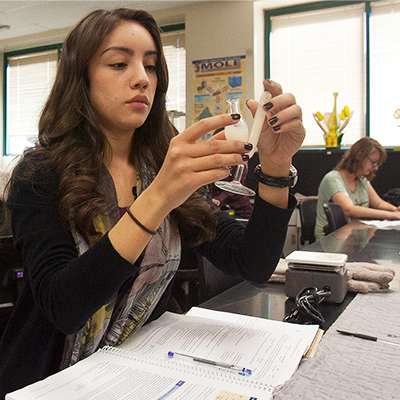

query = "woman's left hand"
246;79;305;169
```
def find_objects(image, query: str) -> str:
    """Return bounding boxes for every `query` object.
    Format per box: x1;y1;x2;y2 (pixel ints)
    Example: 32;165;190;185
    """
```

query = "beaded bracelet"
125;207;157;235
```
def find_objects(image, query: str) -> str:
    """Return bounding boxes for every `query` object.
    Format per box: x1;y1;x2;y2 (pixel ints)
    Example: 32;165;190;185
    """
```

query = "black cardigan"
0;164;295;398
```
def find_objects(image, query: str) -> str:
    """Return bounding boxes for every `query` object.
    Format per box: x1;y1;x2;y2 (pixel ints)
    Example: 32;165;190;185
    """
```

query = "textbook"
6;308;319;400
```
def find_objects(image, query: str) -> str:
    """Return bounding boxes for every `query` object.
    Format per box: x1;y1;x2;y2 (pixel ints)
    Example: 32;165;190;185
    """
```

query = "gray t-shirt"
315;170;370;240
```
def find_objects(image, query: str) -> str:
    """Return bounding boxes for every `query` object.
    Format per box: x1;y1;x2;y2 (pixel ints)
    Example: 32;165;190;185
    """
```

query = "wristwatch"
254;164;298;188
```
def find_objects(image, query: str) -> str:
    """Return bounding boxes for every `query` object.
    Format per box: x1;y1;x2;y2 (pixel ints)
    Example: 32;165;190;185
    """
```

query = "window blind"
370;0;400;147
270;4;365;147
6;49;58;155
162;30;186;132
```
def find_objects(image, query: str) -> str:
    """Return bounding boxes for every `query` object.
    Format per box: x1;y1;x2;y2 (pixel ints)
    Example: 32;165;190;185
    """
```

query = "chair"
172;248;202;313
0;199;24;305
171;215;248;312
323;203;348;235
298;198;318;245
197;257;243;303
0;236;24;302
172;250;244;312
0;235;24;337
0;199;25;337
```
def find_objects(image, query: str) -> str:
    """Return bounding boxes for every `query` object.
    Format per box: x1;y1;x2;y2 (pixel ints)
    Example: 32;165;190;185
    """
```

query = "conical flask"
214;98;255;196
224;98;249;141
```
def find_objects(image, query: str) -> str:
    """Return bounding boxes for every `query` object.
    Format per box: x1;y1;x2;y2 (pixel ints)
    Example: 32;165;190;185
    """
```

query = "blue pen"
167;351;252;375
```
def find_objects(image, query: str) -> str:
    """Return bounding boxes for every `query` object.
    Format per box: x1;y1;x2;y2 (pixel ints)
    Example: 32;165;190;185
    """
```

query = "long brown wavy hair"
6;8;217;246
334;137;386;181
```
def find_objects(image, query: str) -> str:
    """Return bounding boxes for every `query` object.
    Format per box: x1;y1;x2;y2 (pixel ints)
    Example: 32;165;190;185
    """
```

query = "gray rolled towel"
268;259;396;293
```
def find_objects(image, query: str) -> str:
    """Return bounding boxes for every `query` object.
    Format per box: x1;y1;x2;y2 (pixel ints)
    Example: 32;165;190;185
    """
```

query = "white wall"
0;1;266;170
185;1;257;124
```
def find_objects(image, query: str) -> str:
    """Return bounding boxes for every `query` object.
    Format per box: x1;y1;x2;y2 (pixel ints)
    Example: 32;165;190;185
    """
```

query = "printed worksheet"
7;311;319;400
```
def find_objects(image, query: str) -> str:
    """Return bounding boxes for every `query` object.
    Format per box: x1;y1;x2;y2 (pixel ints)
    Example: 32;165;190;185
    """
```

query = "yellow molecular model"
313;92;353;148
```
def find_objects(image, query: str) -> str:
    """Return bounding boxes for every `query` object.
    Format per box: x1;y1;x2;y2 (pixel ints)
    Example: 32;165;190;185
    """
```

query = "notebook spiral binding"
99;346;273;393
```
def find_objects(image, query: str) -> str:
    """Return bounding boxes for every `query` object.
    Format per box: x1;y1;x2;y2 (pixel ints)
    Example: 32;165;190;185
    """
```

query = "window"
4;46;60;155
267;3;365;147
162;25;186;132
266;0;400;148
370;1;400;147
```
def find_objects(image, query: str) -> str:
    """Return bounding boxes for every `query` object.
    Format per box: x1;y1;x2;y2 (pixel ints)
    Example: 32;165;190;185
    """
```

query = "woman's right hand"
150;113;252;213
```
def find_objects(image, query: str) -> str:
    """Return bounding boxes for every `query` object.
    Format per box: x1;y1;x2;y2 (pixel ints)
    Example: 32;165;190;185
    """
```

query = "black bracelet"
125;207;157;235
254;164;298;188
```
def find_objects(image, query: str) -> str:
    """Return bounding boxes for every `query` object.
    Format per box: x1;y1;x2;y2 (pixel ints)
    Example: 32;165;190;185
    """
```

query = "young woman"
0;8;305;396
315;137;400;240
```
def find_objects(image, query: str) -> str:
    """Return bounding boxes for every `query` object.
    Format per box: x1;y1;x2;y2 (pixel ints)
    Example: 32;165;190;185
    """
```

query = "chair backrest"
298;198;318;245
0;236;24;304
173;250;244;312
198;257;243;303
323;203;348;234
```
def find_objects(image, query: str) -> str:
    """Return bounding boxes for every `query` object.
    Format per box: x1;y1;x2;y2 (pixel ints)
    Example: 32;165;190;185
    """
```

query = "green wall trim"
5;43;62;58
161;23;185;33
265;1;365;16
264;10;271;79
365;2;371;137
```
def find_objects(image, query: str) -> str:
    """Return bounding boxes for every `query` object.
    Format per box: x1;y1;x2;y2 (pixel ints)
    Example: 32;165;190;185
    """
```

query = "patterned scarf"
60;168;181;369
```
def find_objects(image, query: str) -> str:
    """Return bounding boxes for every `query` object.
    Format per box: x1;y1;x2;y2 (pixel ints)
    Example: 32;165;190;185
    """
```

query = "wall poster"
192;55;246;140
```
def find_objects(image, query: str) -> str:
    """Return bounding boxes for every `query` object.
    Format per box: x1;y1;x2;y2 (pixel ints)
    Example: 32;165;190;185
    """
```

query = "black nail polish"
245;99;251;109
231;113;240;120
273;125;281;132
264;102;273;111
244;142;253;151
268;116;278;126
242;154;249;161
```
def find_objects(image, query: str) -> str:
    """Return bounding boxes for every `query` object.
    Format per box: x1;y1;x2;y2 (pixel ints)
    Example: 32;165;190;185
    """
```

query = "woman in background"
0;8;305;396
315;137;400;240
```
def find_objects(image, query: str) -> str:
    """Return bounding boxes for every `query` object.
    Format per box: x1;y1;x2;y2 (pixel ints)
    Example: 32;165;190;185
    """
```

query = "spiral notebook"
6;309;319;400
